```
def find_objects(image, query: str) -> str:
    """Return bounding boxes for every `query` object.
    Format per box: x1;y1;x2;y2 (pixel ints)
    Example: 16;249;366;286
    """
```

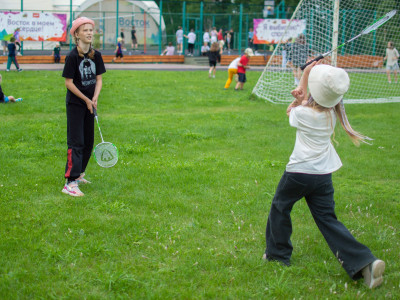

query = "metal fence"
1;0;296;55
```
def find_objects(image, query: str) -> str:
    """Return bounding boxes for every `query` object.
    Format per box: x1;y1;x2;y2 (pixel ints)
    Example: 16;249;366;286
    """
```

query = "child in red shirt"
235;48;254;90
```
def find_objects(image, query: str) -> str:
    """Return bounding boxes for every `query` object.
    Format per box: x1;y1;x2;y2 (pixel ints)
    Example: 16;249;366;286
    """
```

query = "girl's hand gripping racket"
93;108;119;168
301;9;397;70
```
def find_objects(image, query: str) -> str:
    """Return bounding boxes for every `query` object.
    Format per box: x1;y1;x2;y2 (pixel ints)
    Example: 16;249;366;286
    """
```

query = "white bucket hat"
244;48;254;56
308;64;350;108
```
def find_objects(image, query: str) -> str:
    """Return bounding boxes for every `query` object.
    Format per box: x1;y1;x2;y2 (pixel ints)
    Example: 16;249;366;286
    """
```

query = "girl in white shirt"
264;62;385;289
383;41;399;83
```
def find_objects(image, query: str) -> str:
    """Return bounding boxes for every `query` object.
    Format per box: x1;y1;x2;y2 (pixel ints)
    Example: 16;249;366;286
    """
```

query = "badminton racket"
93;108;118;168
301;9;397;70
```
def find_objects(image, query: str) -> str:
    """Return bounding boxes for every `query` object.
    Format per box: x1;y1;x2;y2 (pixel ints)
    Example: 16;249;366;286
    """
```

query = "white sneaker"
76;173;91;185
62;181;84;197
362;259;385;289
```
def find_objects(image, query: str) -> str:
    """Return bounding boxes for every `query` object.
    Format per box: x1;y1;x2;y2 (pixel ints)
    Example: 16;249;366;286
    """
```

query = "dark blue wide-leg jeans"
265;171;376;280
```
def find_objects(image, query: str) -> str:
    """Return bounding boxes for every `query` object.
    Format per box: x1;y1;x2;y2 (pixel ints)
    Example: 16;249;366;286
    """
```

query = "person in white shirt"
210;27;218;43
184;29;196;56
162;42;175;56
383;41;399;83
264;62;385;289
224;57;240;89
203;29;210;46
201;44;210;56
176;26;183;54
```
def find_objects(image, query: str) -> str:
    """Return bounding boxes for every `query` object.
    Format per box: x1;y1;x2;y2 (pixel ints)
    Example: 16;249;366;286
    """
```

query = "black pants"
188;43;194;54
64;103;94;182
265;171;376;280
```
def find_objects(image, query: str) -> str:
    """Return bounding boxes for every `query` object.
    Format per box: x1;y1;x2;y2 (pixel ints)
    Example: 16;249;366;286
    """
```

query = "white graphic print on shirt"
79;58;97;86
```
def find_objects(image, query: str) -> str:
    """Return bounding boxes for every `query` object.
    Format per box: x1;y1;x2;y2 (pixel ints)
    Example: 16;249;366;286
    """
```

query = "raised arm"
286;60;318;116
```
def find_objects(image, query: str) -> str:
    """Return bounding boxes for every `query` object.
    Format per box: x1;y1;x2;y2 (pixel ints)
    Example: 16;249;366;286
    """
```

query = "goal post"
252;0;400;104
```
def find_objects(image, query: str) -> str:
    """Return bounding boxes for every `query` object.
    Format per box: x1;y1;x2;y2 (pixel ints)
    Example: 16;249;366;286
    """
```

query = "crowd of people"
170;26;252;57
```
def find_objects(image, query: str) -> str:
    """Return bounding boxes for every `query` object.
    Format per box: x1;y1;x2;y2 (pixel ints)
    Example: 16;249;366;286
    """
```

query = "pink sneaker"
62;181;84;197
76;173;91;185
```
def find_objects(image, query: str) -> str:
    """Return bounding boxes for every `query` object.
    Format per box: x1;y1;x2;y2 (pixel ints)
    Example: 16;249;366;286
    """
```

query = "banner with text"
253;19;306;44
0;11;67;41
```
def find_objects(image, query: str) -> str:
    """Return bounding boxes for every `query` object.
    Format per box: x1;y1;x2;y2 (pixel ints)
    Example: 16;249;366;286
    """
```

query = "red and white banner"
253;19;306;44
0;11;67;41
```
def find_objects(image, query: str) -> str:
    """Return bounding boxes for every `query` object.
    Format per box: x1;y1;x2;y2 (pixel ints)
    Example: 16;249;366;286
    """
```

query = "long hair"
210;42;219;52
305;96;372;146
334;100;372;145
73;26;95;60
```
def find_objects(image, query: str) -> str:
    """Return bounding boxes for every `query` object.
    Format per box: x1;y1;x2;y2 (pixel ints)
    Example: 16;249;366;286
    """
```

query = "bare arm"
286;61;318;116
65;78;94;113
92;75;102;109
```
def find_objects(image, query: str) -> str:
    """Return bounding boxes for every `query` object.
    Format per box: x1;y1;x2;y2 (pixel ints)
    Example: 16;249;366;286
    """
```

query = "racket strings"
94;142;118;168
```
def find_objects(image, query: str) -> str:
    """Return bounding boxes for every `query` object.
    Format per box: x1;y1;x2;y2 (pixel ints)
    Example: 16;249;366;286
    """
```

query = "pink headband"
70;17;95;36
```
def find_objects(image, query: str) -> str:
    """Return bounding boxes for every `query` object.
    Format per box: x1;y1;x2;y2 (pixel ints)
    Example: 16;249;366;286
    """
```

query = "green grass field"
0;69;399;298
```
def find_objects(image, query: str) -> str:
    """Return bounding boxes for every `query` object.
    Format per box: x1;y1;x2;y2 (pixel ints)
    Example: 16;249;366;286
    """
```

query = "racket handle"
300;55;324;70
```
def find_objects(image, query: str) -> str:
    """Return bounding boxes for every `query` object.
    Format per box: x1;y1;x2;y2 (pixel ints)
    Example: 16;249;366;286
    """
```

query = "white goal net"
252;0;400;104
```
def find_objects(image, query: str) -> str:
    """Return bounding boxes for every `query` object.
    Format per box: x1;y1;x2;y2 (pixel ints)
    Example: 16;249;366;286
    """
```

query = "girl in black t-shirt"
61;17;106;197
208;42;221;78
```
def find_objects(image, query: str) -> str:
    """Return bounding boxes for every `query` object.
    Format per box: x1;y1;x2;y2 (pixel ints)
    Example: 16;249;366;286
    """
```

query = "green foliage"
0;70;399;298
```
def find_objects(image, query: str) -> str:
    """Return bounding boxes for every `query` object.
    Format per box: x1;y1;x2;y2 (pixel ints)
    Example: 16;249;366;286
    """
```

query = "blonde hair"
305;96;372;146
73;25;95;59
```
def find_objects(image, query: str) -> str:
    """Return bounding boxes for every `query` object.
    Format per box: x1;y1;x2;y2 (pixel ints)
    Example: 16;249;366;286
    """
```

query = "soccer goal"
252;0;400;104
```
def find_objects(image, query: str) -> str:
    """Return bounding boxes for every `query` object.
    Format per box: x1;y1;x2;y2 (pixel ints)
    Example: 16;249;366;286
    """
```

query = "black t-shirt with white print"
62;47;106;106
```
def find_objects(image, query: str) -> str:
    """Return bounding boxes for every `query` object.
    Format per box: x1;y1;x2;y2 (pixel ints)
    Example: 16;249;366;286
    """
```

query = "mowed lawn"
0;69;399;299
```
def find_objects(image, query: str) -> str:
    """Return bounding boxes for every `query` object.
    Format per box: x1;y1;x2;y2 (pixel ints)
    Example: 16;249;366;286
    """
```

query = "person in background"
208;42;221;78
112;37;124;63
210;27;218;44
226;30;232;54
383;41;399;83
203;29;210;46
235;48;254;90
162;42;175;56
120;28;126;50
13;28;21;56
176;26;184;55
224;56;240;89
131;26;138;50
248;28;254;50
287;34;309;86
6;37;22;72
201;43;210;56
229;28;235;50
52;43;61;63
0;74;22;103
217;28;224;52
184;29;196;56
1;39;7;56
